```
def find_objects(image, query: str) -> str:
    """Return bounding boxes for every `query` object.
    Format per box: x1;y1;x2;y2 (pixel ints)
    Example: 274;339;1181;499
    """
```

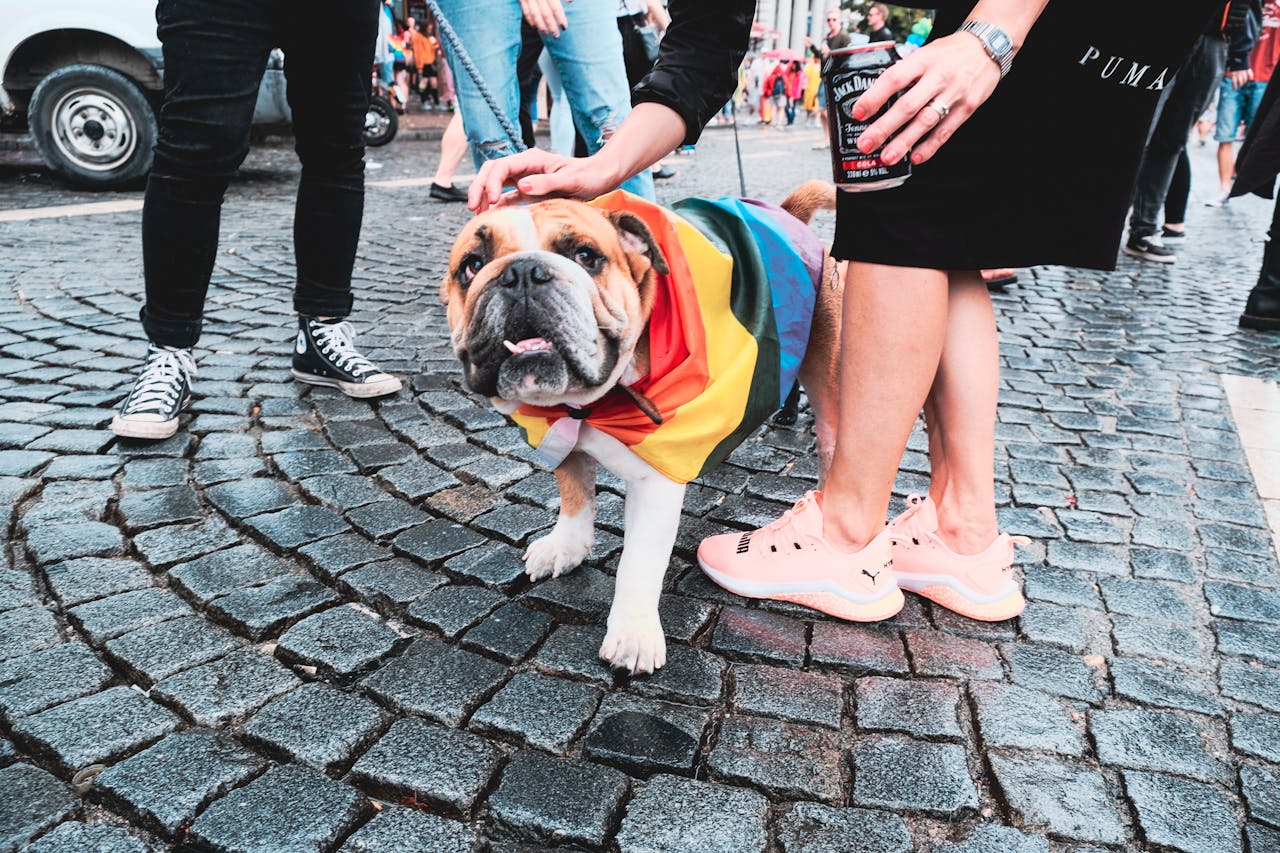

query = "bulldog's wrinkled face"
441;199;668;410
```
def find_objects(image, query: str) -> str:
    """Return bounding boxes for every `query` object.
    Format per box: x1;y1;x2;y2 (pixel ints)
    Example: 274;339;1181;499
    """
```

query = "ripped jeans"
435;0;654;200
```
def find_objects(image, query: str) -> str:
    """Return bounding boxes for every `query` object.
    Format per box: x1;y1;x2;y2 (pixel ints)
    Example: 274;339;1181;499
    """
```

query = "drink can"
823;41;910;191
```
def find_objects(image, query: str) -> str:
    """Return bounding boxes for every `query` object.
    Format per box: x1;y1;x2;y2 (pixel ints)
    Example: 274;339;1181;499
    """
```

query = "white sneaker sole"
896;572;1024;621
110;414;179;440
698;557;904;622
291;368;402;399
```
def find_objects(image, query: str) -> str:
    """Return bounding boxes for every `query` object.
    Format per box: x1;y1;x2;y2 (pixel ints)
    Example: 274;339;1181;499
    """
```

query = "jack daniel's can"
824;41;910;191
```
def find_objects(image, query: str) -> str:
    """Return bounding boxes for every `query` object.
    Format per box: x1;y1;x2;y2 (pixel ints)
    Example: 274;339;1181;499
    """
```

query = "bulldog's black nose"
497;257;554;294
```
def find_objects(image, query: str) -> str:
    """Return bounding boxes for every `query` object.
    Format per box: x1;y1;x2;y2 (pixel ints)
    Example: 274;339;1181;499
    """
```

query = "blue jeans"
435;0;653;199
1215;77;1265;142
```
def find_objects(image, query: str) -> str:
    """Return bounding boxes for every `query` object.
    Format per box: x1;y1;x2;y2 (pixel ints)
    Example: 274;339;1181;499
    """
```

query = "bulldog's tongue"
503;337;554;355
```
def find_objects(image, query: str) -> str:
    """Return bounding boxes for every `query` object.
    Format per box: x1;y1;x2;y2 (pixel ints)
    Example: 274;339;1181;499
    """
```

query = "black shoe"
111;344;196;439
1122;234;1176;264
430;182;468;202
1161;226;1187;240
1240;246;1280;331
652;166;678;180
292;317;402;398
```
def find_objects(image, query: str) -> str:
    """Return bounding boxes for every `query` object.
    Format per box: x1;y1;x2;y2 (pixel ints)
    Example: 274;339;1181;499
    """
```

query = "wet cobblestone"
0;128;1277;851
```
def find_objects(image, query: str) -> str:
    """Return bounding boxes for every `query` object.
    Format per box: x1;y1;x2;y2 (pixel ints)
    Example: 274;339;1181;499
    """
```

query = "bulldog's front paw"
523;532;591;581
600;617;667;675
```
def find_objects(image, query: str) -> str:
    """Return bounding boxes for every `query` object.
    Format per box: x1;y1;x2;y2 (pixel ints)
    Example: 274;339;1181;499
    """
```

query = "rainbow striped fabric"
511;190;823;484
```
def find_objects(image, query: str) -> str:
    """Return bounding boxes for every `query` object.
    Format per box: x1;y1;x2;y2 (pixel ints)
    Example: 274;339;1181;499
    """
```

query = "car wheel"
28;64;157;190
364;95;398;147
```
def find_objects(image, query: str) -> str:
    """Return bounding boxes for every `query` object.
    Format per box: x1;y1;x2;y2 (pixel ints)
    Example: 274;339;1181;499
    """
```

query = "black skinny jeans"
141;0;378;348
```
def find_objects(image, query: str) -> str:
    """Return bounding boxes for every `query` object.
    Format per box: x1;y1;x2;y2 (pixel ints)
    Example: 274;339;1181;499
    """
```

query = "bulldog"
440;182;842;674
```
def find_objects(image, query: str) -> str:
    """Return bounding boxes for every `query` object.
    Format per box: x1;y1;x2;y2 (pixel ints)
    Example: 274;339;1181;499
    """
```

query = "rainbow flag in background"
511;190;823;484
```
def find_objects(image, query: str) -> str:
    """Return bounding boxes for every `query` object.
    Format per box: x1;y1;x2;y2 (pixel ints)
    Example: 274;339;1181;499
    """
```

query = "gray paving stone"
0;607;60;663
151;647;300;726
1045;541;1127;576
615;774;768;853
1090;709;1228;783
1131;547;1198;582
627;643;726;706
488;749;629;847
133;519;238;567
207;576;339;640
1019;599;1110;654
1200;522;1273;557
1231;712;1280;763
242;682;388;771
1206;549;1280;585
1221;659;1280;712
1112;618;1214;667
168;544;298;603
532;624;613;684
244;504;352;549
0;763;78;852
1003;643;1101;703
523;565;616;621
1112;658;1222;716
10;686;179;774
117;486;203;531
441;541;528;590
989;753;1125;845
1206;581;1280;625
338;558;448;610
0;642;113;721
22;822;152;853
1099;577;1197;623
348;718;502;815
710;607;806;667
298;533;393;579
855;676;962;739
584;692;711;777
272;448;358;479
275;604;404;677
459;601;554;664
0;450;53;476
775;802;909;853
104;616;242;685
906;630;1004;681
929;824;1050;853
809;623;909;676
1215;618;1280;664
68;588;192;643
94;730;266;835
25;520;124;565
0;570;36;614
1124;770;1241;853
1242;764;1280;830
42;557;152;607
298;473;394;510
187;764;370;853
394;519;487;565
970;681;1084;756
708;715;844;803
204;478;297;518
472;671;601;754
121;458;188;489
851;737;977;814
1246;822;1280;853
337;807;476;853
731;664;842;729
194;456;266;486
406;584;507;638
360;637;506;726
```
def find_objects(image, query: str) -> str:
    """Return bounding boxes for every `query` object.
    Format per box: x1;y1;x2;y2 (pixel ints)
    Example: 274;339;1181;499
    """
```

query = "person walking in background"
112;0;402;440
1231;39;1280;329
434;0;654;199
1124;0;1258;263
430;112;470;201
815;8;851;148
803;53;822;127
768;61;788;128
409;16;442;109
785;60;803;126
863;2;894;42
1211;0;1275;205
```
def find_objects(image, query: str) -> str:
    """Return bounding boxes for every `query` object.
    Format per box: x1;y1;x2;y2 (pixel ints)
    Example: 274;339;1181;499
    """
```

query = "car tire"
364;95;398;147
28;64;157;190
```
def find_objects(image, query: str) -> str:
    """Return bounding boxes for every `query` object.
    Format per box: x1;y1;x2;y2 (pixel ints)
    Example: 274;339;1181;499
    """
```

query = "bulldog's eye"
573;245;604;273
458;253;485;285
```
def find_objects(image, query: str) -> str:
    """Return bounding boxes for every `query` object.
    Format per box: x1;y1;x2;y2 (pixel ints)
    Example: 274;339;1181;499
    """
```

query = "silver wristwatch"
960;21;1014;78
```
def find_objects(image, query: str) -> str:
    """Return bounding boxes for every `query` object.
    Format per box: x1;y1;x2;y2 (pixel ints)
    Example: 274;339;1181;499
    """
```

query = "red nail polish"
852;106;866;120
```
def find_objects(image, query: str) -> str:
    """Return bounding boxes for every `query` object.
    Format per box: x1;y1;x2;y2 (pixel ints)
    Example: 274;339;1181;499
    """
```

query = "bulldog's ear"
605;211;670;278
438;277;449;305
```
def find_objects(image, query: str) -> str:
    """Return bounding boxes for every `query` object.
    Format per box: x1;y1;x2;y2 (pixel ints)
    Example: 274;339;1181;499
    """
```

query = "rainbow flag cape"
511;190;823;484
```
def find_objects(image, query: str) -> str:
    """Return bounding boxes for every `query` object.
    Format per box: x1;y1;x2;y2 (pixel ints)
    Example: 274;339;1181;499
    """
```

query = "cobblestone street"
1;124;1279;852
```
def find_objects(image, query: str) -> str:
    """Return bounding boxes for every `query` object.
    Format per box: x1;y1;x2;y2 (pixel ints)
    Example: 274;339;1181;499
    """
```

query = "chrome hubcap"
51;88;137;172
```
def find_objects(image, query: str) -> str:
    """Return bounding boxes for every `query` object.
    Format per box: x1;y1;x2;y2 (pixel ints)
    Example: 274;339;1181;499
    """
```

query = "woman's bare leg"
432;112;468;187
821;262;948;550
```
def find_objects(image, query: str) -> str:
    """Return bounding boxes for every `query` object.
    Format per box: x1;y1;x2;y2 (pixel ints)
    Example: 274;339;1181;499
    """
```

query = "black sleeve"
631;0;755;146
1225;0;1262;70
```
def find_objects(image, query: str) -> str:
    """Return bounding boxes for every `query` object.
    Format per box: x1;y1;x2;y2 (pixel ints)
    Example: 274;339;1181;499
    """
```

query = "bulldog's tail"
780;180;837;225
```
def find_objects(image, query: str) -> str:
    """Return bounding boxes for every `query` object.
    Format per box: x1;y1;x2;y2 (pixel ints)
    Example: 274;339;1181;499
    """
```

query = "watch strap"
960;21;1014;78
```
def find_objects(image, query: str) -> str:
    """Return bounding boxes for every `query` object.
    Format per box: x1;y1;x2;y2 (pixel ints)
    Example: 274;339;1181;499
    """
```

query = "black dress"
634;1;1225;272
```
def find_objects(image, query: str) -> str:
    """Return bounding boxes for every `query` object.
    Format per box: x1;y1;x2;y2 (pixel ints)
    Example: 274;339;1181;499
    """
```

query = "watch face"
990;32;1011;53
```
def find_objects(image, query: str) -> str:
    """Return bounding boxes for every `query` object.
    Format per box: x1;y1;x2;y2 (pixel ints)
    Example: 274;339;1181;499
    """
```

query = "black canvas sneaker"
1122;234;1177;264
111;344;196;439
291;317;402;398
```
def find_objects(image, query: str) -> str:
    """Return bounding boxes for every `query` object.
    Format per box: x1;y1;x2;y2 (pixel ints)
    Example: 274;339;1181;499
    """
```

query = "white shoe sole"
291;368;402;399
698;557;904;622
110;414;179;440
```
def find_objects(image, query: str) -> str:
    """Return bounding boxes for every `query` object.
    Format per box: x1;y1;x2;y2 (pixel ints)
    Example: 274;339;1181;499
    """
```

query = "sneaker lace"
122;348;195;415
312;321;379;378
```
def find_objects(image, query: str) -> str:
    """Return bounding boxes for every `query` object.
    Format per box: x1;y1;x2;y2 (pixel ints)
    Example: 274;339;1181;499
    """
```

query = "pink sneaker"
889;495;1028;621
697;491;904;622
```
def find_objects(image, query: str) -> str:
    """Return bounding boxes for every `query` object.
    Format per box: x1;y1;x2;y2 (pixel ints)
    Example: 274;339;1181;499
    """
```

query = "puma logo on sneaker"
862;569;880;584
